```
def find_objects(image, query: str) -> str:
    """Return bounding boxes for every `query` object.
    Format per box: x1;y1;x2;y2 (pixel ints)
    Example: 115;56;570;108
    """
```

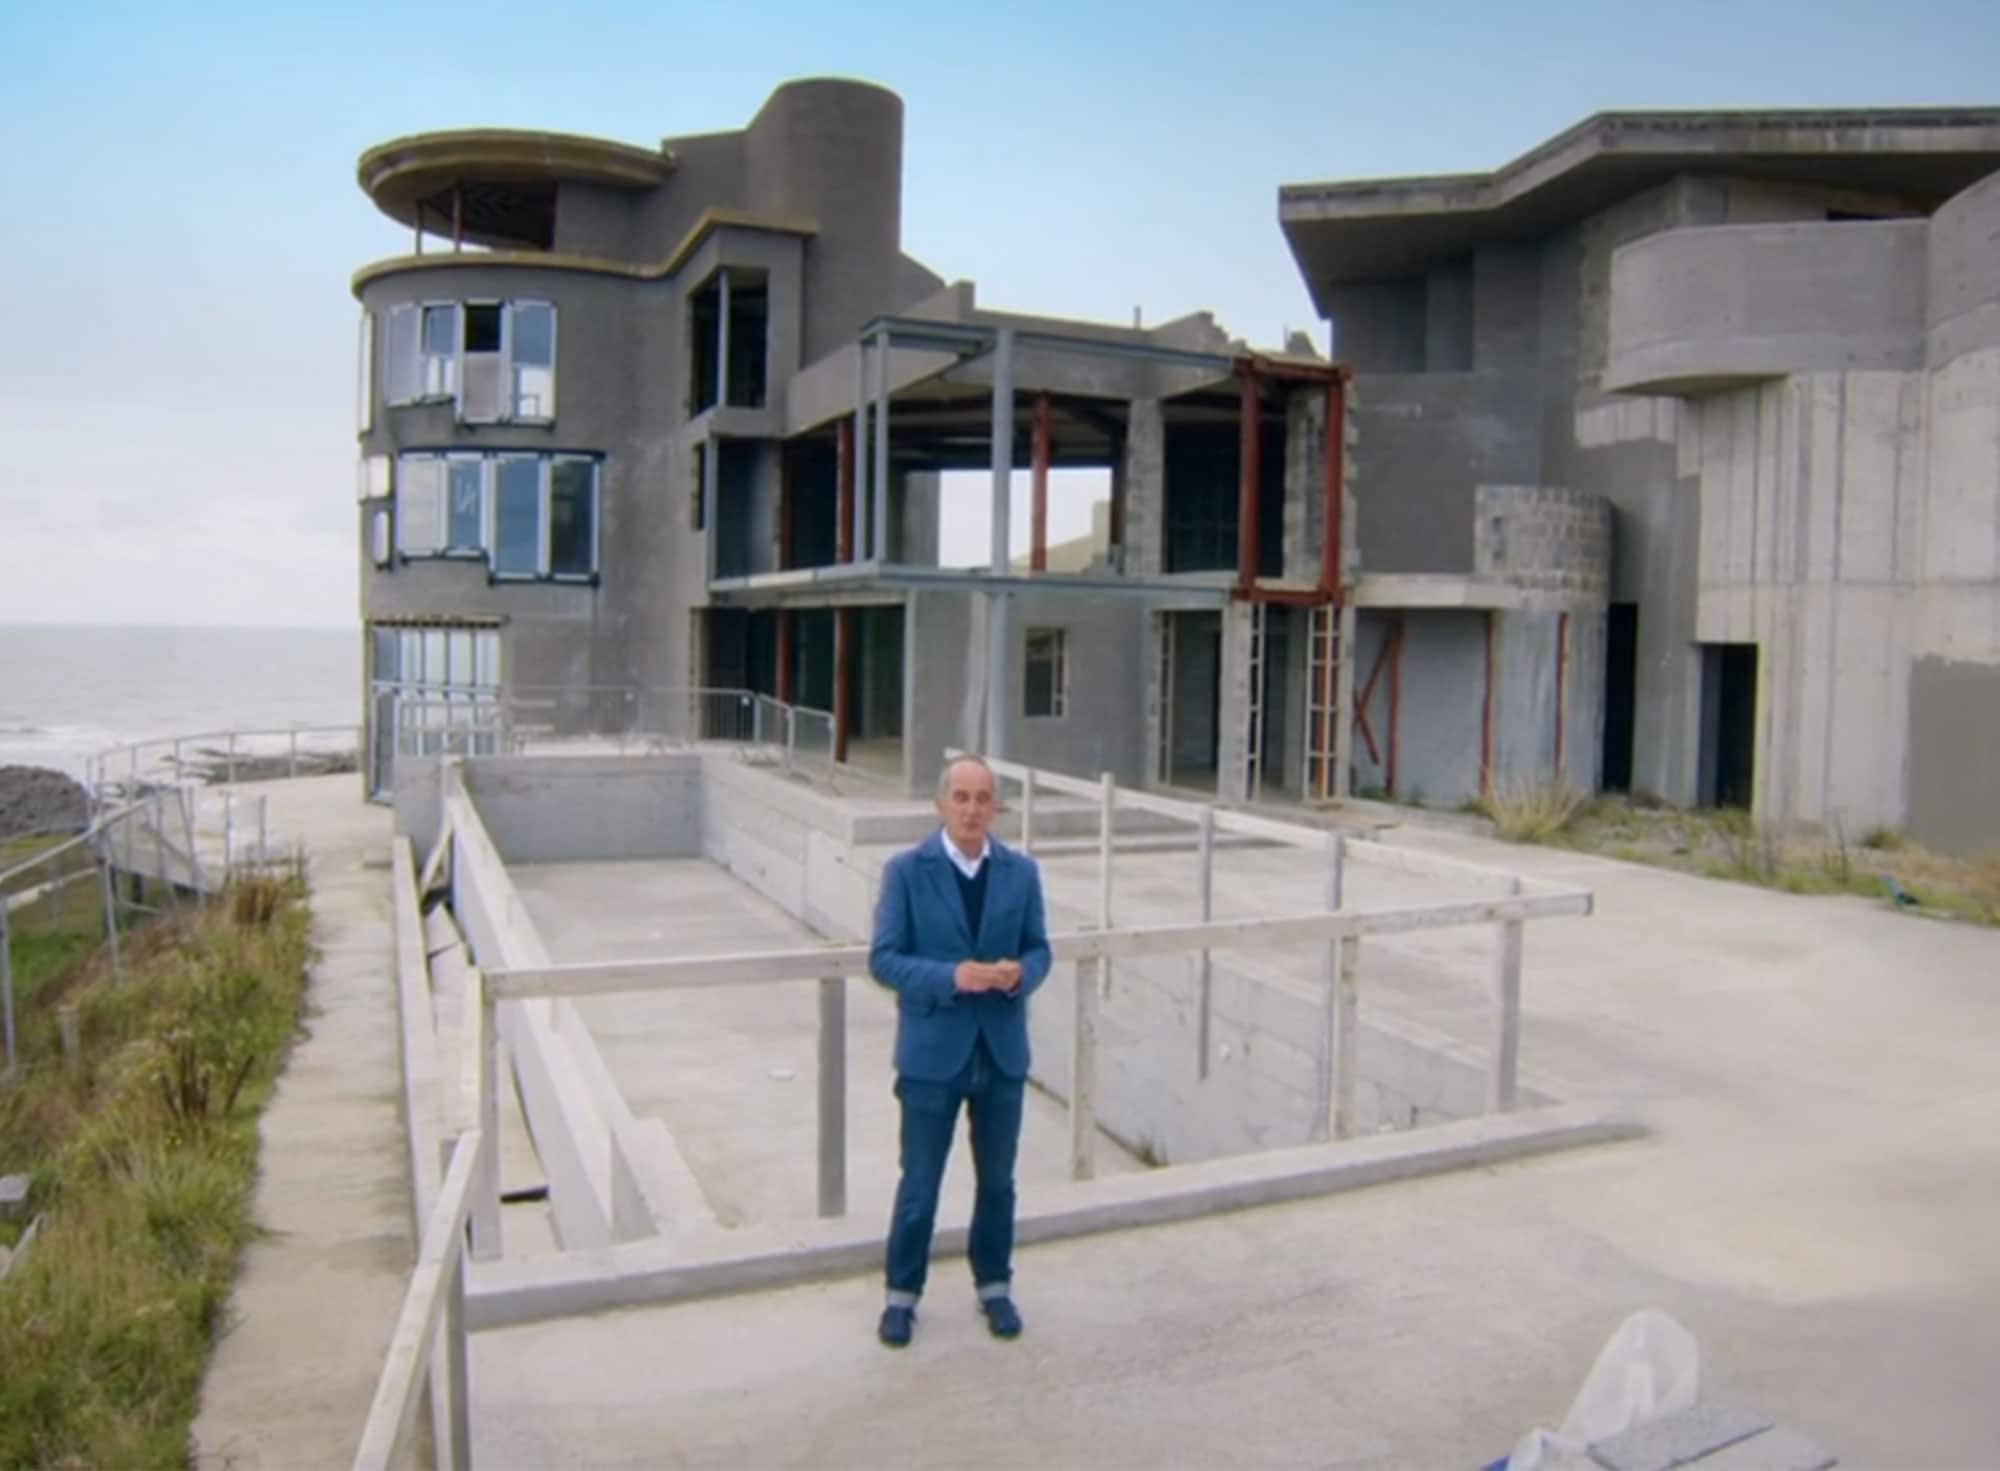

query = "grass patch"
1477;777;1590;843
1541;798;2000;925
0;871;311;1469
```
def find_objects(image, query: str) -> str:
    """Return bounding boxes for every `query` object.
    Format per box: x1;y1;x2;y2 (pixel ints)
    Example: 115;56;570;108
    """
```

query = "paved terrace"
191;774;2000;1468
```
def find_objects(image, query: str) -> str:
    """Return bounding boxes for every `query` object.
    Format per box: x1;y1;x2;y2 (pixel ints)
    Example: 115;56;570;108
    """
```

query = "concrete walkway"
190;776;405;1470
473;821;2000;1469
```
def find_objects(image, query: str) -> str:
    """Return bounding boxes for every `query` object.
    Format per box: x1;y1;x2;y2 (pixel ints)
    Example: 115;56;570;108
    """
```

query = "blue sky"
2;0;1995;626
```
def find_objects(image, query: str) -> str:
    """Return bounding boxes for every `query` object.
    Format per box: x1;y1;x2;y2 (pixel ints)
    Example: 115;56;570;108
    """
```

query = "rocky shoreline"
0;766;91;843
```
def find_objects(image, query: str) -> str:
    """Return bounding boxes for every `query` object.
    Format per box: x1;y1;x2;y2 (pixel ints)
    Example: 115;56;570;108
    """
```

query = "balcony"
1605;219;1927;395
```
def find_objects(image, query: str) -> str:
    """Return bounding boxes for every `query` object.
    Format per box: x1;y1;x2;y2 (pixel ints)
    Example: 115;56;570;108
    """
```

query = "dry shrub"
1478;776;1590;843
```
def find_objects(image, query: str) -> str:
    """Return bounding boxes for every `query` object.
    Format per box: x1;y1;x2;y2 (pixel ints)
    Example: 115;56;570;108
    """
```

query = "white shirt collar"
938;827;990;879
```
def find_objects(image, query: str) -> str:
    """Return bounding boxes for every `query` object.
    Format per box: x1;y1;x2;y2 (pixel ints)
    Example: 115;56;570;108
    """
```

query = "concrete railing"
352;1128;482;1471
480;747;1592;1212
959;750;1590;1130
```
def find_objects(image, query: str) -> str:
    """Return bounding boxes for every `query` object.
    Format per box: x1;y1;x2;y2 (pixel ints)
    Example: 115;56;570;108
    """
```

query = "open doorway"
1156;610;1222;792
1698;642;1758;809
1601;602;1637;791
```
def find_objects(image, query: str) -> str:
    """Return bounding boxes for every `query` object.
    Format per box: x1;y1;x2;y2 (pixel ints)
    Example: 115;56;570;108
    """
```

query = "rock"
0;765;90;843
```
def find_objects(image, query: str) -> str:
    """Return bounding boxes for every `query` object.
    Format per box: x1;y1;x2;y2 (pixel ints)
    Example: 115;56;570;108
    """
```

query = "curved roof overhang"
358;129;677;250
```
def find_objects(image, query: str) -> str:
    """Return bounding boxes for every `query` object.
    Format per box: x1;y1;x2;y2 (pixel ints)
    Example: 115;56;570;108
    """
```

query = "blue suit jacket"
869;833;1052;1082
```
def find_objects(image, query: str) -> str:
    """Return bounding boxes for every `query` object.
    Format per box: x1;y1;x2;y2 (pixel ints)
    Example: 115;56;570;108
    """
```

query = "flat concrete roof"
1280;108;2000;307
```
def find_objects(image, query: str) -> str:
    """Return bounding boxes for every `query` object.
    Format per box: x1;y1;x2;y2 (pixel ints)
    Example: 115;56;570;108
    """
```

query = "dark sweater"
952;859;990;948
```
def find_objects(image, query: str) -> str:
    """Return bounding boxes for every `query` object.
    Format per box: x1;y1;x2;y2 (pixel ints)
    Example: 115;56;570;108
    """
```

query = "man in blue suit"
869;752;1051;1349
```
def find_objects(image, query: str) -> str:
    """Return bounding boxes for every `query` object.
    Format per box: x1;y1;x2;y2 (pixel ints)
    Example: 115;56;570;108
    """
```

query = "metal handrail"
87;723;363;798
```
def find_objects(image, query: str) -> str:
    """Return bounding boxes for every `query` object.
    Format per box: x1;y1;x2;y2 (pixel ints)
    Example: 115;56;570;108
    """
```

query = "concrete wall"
461;756;702;862
1907;658;2000;855
1606;220;1928;392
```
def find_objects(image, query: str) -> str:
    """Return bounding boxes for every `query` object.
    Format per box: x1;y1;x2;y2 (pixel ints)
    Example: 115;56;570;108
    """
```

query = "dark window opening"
463;303;503;354
549;459;596;577
689;273;770;413
1024;628;1067;718
1163;420;1284;576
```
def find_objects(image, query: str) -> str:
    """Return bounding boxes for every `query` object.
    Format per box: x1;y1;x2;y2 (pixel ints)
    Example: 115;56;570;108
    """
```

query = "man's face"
937;759;997;850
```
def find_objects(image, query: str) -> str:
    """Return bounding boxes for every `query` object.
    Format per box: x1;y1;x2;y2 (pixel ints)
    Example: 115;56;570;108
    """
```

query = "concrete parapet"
1605;219;1928;393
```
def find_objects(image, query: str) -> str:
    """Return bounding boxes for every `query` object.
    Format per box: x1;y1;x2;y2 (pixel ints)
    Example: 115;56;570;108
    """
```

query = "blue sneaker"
980;1296;1023;1340
878;1304;915;1348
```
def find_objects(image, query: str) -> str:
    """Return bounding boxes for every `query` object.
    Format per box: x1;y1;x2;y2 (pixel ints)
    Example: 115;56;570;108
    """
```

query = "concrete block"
1588;1403;1774;1471
0;1174;28;1219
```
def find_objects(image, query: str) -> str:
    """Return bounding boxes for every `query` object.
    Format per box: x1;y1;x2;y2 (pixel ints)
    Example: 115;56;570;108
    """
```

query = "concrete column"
1123;398;1165;578
702;440;719;583
984;329;1017;759
989;329;1016;573
1334;603;1357;799
872;332;890;562
716;269;732;410
851;346;868;560
1217;603;1255;804
1030;393;1052;572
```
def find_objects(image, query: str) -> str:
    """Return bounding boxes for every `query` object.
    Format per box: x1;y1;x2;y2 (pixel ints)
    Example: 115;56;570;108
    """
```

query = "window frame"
1023;627;1069;719
380;299;557;423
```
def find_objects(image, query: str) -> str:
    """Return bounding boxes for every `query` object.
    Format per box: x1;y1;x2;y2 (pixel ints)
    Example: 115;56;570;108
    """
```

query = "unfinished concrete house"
1280;109;2000;850
355;87;2000;852
352;77;1357;808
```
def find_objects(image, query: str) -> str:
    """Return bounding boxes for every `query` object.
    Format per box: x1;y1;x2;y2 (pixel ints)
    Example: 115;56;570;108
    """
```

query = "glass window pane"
447;460;483;550
420;304;457;398
372;625;398;681
395;456;444;555
474;632;499;687
511;302;554;365
423;630;445;687
385;305;419;404
494;458;541;575
549;459;595;576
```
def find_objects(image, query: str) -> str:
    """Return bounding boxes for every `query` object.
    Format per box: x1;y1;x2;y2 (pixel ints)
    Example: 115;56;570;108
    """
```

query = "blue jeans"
884;1037;1025;1302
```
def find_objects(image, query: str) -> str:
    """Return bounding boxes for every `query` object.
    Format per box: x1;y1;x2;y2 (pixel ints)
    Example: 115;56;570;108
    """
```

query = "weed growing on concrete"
0;876;310;1468
1478;777;1590;843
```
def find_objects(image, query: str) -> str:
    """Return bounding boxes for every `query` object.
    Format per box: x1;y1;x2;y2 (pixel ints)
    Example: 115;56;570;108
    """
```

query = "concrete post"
288;729;299;780
716;268;732;410
1098;771;1114;992
179;785;205;894
173;738;183;781
852;346;869;560
989;328;1015;574
437;1136;471;1471
258;795;270;868
1334;603;1358;799
226;731;238;785
817;976;847;1218
1333;935;1360;1139
222;794;234;884
1195;804;1215;1080
1312;831;1346;1143
1489;877;1524;1113
1069;771;1113;1182
873;330;891;562
470;979;501;1259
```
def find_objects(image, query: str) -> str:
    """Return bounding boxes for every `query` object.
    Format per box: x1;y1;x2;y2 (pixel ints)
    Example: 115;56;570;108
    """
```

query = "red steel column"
1236;369;1262;590
1030;394;1052;572
835;421;855;564
776;611;794;705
